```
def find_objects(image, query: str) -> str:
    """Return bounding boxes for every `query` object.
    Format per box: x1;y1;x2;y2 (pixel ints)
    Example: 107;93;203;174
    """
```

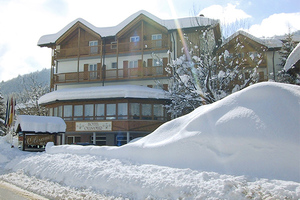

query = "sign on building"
75;122;112;132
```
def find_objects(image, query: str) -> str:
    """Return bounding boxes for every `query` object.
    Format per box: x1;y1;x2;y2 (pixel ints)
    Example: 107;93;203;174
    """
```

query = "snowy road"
0;181;48;200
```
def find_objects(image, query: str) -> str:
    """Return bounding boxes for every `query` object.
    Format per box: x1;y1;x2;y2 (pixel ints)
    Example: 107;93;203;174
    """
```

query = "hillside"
0;68;50;98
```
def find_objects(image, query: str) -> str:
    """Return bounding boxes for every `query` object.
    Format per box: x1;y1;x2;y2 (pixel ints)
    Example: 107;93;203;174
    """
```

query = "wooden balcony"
55;39;169;60
53;65;168;84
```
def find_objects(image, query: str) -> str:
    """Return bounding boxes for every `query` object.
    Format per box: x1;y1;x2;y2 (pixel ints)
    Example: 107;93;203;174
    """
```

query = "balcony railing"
55;39;169;59
53;66;168;84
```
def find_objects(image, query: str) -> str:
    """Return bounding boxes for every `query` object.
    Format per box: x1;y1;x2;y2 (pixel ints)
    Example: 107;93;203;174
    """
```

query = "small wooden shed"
15;115;66;151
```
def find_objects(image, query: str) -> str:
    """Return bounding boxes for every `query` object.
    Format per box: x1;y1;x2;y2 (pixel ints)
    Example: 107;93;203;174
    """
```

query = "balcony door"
89;64;97;80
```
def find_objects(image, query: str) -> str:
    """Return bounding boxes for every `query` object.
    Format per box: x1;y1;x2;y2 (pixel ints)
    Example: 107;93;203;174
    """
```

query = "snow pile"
47;82;300;182
1;82;300;199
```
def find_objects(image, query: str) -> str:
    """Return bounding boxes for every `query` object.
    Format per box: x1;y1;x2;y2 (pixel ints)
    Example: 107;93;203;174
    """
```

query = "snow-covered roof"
222;30;282;49
38;10;219;46
15;115;66;133
38;85;169;105
284;42;300;71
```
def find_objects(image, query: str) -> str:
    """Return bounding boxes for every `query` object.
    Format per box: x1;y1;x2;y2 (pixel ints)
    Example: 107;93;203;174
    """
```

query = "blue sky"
0;0;299;82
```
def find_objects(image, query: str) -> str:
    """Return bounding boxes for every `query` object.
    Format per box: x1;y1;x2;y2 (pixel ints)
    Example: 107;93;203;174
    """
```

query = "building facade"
217;30;283;82
38;10;221;146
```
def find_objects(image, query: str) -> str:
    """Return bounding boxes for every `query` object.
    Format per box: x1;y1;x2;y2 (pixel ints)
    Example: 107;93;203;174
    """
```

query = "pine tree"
278;31;296;68
277;31;299;85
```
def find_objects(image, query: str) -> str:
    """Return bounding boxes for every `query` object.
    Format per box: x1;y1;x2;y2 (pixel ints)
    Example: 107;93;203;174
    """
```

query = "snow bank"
1;82;300;199
47;82;300;182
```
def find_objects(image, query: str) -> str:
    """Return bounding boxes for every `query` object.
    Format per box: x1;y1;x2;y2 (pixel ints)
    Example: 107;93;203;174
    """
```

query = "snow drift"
47;82;300;182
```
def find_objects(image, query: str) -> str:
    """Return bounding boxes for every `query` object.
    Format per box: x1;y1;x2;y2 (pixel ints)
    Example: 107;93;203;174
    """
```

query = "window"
84;104;94;120
142;104;152;120
152;34;162;47
130;103;140;119
129;60;138;68
153;59;162;67
106;104;116;119
249;52;258;62
118;103;128;119
95;104;105;119
67;136;81;144
53;107;58;117
89;40;98;54
74;105;83;120
111;41;117;49
153;59;163;75
64;105;72;121
56;106;62;117
152;34;162;40
49;108;53;116
89;64;97;79
91;135;106;146
153;104;164;120
112;62;117;69
130;36;140;42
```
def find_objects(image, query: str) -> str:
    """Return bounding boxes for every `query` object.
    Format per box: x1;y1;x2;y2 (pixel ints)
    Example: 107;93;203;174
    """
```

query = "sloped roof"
15;115;66;133
38;10;219;46
222;30;282;49
38;85;169;105
284;42;300;71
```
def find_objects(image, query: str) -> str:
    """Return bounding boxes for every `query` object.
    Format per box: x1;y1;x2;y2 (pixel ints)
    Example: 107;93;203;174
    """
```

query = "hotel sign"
75;121;112;132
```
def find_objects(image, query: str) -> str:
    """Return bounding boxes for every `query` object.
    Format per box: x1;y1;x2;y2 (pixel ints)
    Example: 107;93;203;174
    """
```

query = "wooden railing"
55;39;169;59
53;66;168;84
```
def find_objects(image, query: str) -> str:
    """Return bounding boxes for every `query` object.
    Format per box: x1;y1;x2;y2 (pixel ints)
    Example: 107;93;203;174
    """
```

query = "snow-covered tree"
277;31;299;85
0;91;6;134
165;29;261;117
17;74;49;116
278;31;297;68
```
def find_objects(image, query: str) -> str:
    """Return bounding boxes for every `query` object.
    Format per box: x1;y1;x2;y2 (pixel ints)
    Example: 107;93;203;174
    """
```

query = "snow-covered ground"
0;82;300;199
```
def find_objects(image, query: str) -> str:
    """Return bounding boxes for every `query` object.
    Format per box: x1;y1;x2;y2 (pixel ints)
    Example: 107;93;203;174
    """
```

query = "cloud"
247;12;300;37
0;0;172;82
0;0;63;81
199;3;252;25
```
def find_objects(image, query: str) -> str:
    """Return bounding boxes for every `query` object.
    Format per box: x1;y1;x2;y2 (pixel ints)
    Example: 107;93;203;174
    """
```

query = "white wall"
266;51;282;80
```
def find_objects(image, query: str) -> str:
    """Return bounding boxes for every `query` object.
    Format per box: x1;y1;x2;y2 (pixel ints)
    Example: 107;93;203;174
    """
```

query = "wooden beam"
77;28;81;82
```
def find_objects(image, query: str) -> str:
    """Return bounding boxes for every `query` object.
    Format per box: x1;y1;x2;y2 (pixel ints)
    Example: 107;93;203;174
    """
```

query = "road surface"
0;181;48;200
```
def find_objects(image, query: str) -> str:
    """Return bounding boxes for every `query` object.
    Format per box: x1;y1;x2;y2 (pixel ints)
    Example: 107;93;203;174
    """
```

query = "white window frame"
129;60;138;68
151;34;162;40
130;36;140;42
89;40;98;54
152;34;162;47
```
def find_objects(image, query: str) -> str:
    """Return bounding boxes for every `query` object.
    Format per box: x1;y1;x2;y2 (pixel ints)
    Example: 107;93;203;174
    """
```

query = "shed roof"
15;115;66;133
